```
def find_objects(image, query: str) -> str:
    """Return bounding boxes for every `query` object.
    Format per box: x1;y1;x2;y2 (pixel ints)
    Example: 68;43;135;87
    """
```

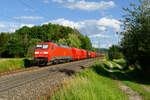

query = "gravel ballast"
0;58;98;100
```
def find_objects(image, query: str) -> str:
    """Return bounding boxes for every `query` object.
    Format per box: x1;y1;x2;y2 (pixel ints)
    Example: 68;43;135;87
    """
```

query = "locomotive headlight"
43;52;48;54
35;52;39;54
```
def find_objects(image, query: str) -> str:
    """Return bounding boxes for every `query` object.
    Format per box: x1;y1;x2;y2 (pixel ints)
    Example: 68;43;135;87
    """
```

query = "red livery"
72;47;81;60
34;42;103;65
81;49;87;59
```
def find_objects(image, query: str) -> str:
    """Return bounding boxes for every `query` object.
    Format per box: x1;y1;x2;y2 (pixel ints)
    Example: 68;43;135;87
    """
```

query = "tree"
79;35;93;51
0;33;11;57
108;45;123;60
27;38;43;57
6;36;24;57
68;34;81;48
0;23;94;58
120;0;150;70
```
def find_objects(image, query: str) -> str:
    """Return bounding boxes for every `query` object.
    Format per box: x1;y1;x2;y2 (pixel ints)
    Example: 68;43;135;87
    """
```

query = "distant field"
0;58;32;72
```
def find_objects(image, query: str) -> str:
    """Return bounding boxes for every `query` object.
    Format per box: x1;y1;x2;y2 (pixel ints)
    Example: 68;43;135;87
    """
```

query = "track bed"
0;58;99;100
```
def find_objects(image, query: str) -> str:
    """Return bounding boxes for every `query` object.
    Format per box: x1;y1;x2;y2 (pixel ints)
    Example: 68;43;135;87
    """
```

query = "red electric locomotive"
34;42;72;65
34;42;101;65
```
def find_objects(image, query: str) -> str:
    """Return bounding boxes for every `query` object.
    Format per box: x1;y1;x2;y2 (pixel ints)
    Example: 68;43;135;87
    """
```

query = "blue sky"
0;0;138;48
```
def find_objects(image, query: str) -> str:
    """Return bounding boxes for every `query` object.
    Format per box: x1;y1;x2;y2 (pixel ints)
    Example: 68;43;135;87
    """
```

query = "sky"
0;0;139;48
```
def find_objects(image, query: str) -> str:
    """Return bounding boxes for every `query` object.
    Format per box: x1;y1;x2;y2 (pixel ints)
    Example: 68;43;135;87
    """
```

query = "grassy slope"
111;60;150;100
50;59;129;100
113;59;126;68
0;58;25;72
50;58;150;100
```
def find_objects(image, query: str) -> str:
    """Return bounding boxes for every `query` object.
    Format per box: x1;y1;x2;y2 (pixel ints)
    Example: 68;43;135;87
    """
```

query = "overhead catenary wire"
17;0;53;21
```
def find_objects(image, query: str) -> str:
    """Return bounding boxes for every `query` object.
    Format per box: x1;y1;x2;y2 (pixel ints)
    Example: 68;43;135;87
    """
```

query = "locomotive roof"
36;42;70;48
55;43;70;48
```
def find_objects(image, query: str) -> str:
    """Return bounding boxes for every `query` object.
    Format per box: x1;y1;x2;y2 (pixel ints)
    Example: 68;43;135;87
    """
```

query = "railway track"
0;66;39;77
0;58;98;98
0;58;96;78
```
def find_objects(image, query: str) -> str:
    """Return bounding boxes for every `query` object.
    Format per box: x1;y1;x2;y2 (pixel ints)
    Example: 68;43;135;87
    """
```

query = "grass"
50;61;129;100
50;58;150;100
0;58;28;72
113;71;150;100
113;59;126;68
123;81;150;100
109;59;150;100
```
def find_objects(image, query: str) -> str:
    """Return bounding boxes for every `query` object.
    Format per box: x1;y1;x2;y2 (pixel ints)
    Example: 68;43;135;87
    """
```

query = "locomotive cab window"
36;44;49;49
43;44;49;49
36;45;42;49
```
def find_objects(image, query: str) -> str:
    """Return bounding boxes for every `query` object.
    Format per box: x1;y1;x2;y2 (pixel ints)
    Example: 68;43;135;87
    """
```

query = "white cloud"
97;17;121;31
48;17;121;35
92;41;99;48
0;24;6;28
9;28;16;32
64;1;115;11
67;0;74;3
89;34;112;39
46;18;121;48
52;0;63;3
20;24;34;28
0;22;34;32
92;40;113;48
0;17;121;48
43;0;49;3
100;43;112;48
48;18;84;29
97;26;106;31
14;16;44;20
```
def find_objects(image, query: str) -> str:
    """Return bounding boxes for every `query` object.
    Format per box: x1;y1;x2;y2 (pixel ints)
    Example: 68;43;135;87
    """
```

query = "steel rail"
0;58;97;92
0;58;95;84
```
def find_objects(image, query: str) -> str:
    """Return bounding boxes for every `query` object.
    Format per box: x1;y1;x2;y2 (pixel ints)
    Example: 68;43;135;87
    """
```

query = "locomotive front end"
34;43;49;65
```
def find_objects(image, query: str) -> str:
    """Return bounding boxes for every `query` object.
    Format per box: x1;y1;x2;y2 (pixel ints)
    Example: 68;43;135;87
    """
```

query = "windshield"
36;44;49;49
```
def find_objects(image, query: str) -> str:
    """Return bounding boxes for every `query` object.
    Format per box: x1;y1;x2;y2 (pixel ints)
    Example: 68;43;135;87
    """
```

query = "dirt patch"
108;62;113;72
108;62;144;100
115;63;150;94
119;85;144;100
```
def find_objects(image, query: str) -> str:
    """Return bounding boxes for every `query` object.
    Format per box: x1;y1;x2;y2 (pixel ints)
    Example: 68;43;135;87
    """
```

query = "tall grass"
50;58;150;100
0;58;25;72
50;64;129;100
114;71;150;100
110;59;150;100
113;59;126;68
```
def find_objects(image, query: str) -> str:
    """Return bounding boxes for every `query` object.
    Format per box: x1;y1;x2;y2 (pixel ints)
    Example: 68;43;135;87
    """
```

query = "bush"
108;45;123;60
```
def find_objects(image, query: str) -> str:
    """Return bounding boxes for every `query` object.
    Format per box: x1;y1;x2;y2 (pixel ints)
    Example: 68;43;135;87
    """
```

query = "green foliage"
0;33;11;57
113;59;126;68
120;0;150;70
108;45;123;60
0;23;93;58
68;34;81;48
50;64;129;100
109;60;150;100
95;48;108;55
79;35;93;50
6;36;24;57
0;58;25;72
57;38;68;46
26;38;43;57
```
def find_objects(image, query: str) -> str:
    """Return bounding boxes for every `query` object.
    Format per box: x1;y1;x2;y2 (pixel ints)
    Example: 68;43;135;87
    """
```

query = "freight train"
34;42;102;65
